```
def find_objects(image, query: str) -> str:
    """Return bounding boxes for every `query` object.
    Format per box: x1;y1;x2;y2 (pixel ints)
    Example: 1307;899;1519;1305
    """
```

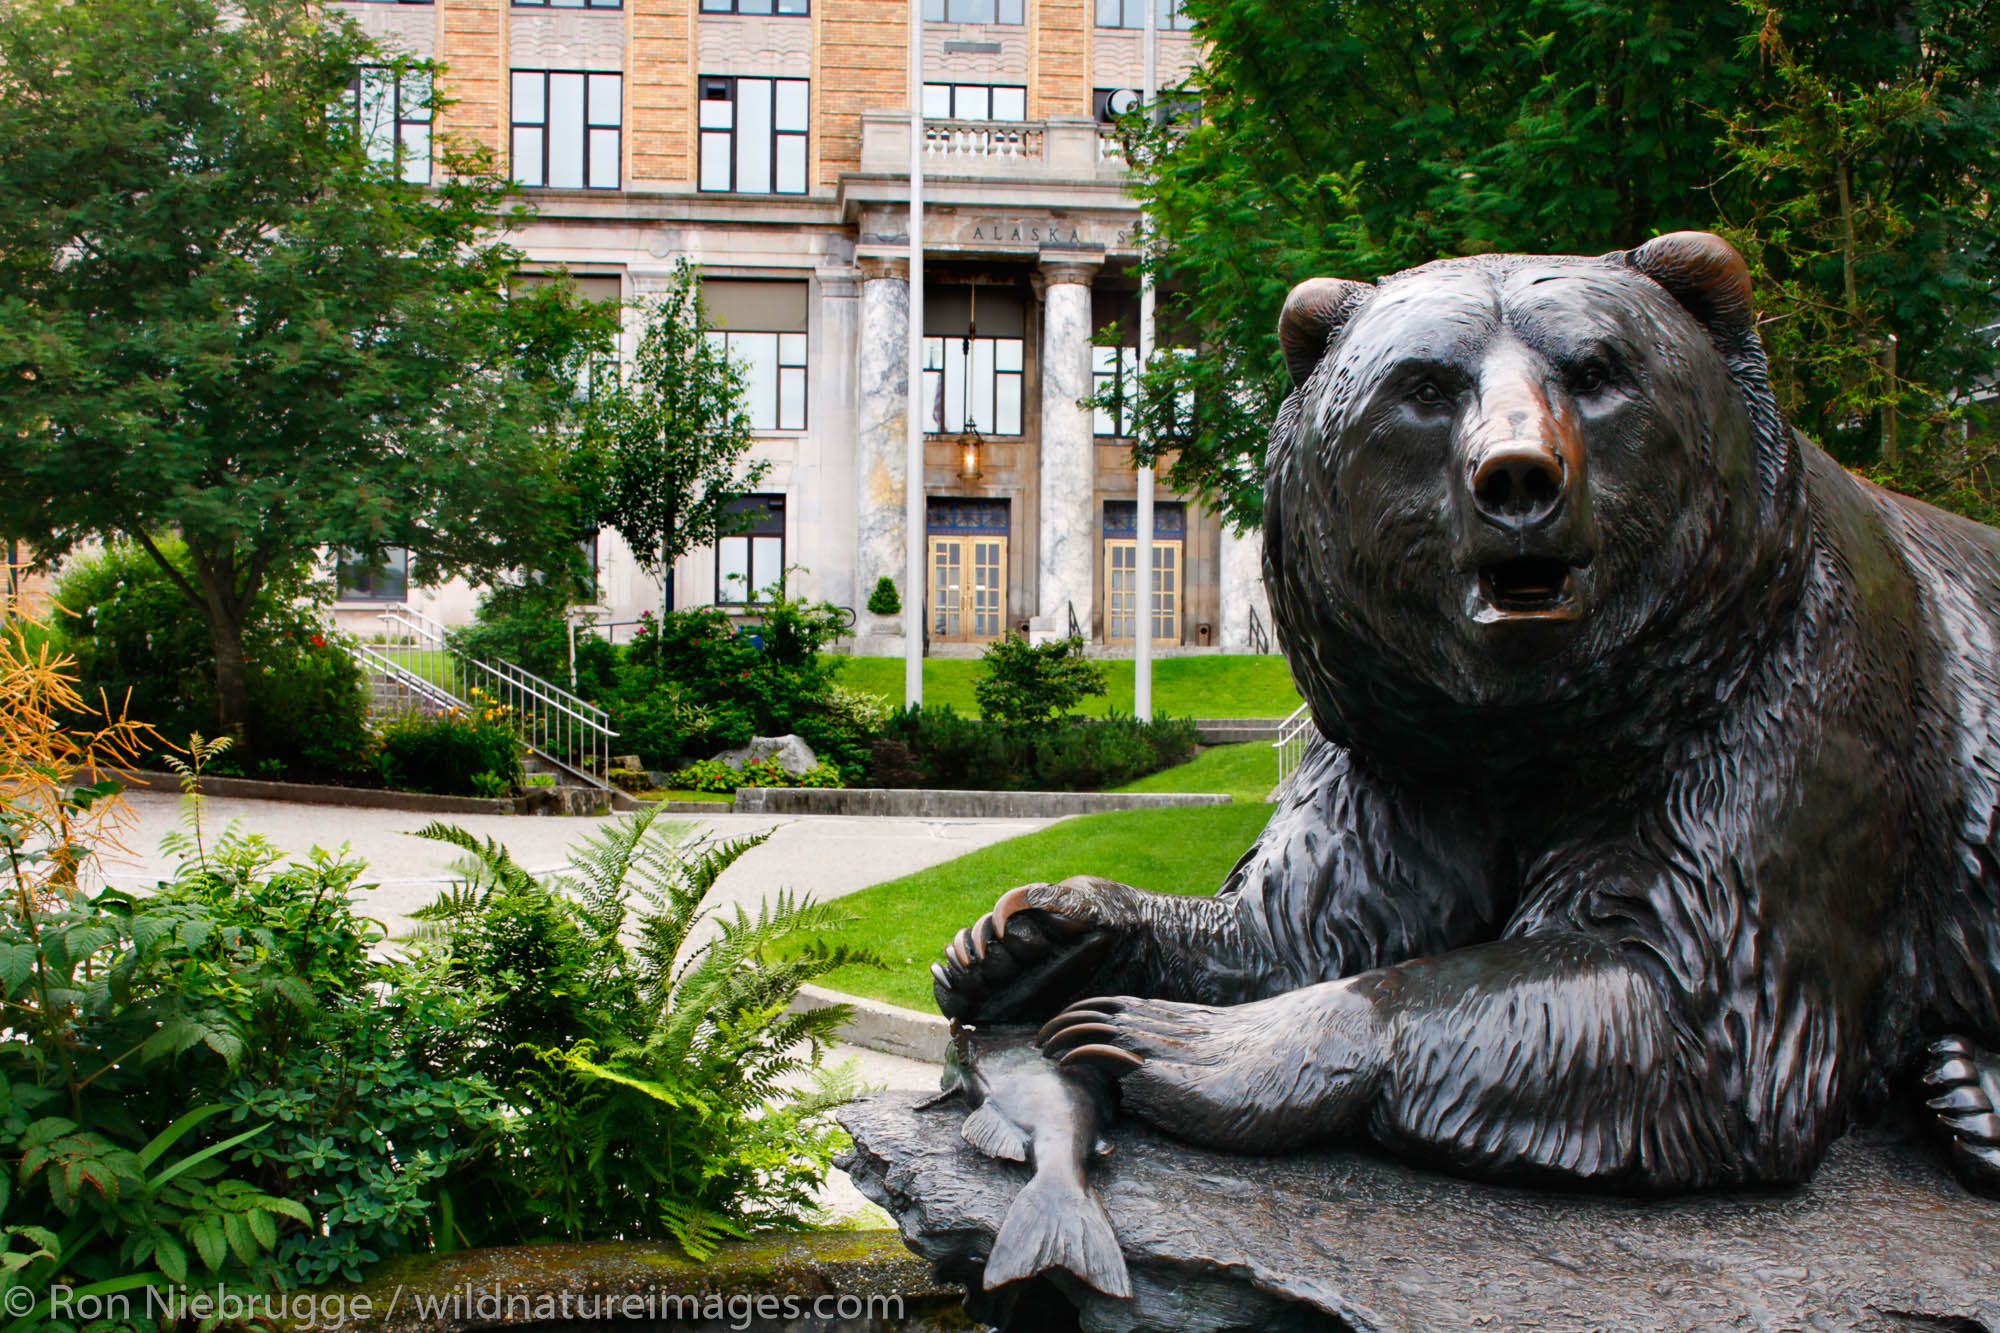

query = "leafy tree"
1116;0;2000;526
0;0;615;752
584;259;771;615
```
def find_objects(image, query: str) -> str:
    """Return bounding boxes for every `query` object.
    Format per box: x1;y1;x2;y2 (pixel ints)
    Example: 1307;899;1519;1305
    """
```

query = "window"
716;495;785;604
517;0;618;8
921;84;1026;121
706;331;806;430
347;67;432;184
701;0;808;11
924;0;1022;21
335;549;409;602
1095;0;1188;28
515;271;624;395
512;71;622;189
923;337;1023;435
698;78;809;195
1094;345;1140;437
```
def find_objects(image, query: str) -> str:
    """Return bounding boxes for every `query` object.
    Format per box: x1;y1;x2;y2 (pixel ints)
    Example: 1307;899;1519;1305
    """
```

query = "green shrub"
670;757;844;793
870;706;1198;791
376;708;523;796
973;633;1107;727
611;597;870;776
865;575;901;616
46;538;372;780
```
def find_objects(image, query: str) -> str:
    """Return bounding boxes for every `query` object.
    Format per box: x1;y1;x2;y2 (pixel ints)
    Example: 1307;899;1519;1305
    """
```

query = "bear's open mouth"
1478;556;1578;616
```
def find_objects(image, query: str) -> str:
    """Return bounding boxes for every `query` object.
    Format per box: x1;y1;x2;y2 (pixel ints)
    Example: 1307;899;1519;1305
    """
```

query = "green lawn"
836;654;1301;719
1111;742;1280;805
813;802;1273;1010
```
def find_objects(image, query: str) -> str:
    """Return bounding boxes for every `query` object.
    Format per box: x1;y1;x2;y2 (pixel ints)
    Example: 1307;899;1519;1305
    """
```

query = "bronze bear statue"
934;231;2000;1192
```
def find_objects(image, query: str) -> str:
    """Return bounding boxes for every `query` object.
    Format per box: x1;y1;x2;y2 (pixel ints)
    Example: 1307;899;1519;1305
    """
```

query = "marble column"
1037;259;1100;640
855;256;910;650
1219;520;1274;652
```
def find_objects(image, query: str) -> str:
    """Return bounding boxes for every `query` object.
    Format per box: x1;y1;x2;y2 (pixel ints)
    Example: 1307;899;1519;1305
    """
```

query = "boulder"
837;1092;2000;1333
719;734;820;777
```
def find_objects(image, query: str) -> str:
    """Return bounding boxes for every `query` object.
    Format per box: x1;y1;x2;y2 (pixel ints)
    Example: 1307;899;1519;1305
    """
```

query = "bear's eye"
1410;381;1448;408
1572;362;1610;396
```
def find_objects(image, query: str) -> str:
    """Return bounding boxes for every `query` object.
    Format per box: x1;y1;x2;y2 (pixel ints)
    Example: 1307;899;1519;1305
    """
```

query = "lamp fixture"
957;425;984;481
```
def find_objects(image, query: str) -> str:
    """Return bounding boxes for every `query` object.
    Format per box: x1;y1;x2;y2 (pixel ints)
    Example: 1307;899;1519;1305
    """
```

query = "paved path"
97;790;1051;942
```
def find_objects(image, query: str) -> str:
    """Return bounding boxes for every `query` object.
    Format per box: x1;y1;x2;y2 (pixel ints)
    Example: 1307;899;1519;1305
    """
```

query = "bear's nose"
1471;445;1566;528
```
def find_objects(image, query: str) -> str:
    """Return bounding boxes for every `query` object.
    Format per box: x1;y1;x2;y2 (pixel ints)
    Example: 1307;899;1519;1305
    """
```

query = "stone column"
854;256;911;654
1037;259;1100;640
1219;521;1274;652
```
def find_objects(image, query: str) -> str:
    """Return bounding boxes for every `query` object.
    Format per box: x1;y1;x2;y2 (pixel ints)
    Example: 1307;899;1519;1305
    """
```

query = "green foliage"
375;709;523;797
44;540;373;780
1117;0;2000;526
405;808;876;1252
610;599;868;775
865;576;902;617
582;259;770;584
0;0;617;748
668;758;845;793
870;706;1198;791
973;634;1108;727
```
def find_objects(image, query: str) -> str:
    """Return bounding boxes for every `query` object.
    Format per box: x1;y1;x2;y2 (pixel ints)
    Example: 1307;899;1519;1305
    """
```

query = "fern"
408;810;879;1252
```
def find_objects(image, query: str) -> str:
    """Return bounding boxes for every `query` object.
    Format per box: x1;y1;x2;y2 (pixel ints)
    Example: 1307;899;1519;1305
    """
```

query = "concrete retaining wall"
792;983;950;1063
732;787;1231;818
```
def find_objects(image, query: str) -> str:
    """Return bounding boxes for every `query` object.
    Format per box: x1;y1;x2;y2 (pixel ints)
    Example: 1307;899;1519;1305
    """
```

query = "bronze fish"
926;1021;1131;1299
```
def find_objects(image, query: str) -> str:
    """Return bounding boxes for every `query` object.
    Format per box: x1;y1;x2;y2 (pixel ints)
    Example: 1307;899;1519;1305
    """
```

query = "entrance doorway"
927;498;1010;644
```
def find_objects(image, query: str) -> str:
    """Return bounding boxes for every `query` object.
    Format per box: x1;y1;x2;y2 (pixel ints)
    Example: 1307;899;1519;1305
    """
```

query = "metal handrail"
1272;701;1312;798
1067;601;1082;641
1247;606;1272;656
362;608;617;787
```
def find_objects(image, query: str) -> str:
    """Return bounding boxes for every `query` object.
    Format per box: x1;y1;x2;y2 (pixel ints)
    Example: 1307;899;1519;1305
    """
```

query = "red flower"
310;633;326;647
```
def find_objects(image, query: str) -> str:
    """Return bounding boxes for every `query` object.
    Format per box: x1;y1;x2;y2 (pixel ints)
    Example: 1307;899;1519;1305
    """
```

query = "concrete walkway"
97;790;1052;942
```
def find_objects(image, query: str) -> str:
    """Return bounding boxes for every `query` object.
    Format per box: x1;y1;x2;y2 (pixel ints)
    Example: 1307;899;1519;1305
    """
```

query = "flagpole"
904;0;926;708
1134;0;1159;719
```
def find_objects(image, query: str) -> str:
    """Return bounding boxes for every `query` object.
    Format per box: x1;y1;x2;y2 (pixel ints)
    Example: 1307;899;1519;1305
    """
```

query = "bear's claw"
1923;1035;2000;1189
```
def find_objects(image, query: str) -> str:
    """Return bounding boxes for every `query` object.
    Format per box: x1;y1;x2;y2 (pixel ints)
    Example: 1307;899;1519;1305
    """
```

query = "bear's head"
1265;231;1806;773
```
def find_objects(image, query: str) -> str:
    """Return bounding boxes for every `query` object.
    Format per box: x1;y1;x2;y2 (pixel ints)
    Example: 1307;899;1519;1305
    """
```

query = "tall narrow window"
1094;0;1188;29
512;71;623;189
698;77;809;195
921;84;1026;121
923;0;1023;21
716;495;786;604
348;67;433;184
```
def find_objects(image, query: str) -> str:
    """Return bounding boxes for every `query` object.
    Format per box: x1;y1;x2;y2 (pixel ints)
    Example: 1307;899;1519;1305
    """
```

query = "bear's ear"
1278;277;1373;385
1621;231;1754;347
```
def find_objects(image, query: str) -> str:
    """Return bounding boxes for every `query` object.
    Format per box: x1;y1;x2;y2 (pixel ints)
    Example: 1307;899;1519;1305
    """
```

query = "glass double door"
930;536;1007;642
1105;538;1181;645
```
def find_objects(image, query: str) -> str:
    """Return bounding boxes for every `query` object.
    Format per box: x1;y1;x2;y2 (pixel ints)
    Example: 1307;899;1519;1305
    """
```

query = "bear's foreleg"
1046;932;1739;1188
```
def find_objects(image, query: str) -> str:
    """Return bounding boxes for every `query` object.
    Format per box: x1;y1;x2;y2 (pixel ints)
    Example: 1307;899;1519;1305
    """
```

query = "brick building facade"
330;0;1272;655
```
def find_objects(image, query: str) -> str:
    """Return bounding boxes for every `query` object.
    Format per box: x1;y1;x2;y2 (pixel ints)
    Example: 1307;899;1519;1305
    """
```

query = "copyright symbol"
2;1285;37;1317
